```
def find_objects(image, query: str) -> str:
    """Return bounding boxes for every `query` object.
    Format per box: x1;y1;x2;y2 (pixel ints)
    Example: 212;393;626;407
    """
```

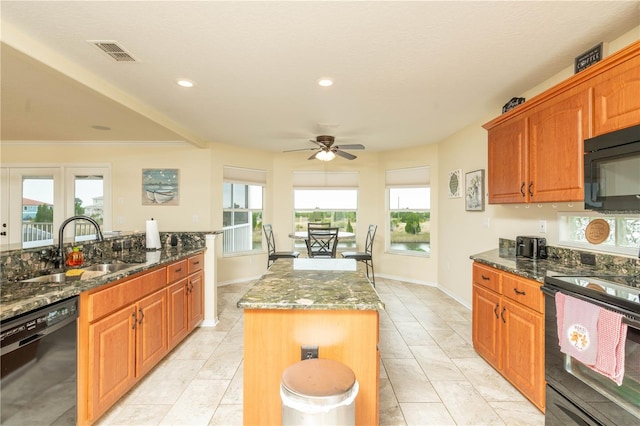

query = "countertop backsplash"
498;238;640;276
0;232;211;283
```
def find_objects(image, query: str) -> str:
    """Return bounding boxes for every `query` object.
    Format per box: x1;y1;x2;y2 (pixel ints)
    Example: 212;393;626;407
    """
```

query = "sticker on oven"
567;324;591;351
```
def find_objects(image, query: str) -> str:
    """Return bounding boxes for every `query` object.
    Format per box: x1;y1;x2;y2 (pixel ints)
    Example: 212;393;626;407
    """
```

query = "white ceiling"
1;1;639;154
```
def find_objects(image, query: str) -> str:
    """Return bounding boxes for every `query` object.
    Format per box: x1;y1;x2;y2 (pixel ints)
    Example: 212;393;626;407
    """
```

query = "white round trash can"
280;358;358;425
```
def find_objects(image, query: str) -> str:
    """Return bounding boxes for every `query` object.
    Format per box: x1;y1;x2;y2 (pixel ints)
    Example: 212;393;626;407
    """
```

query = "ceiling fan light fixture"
315;150;335;161
177;78;195;88
317;78;333;87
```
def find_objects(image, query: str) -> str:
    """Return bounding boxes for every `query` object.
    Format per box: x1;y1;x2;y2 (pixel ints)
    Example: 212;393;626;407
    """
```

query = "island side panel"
243;308;379;425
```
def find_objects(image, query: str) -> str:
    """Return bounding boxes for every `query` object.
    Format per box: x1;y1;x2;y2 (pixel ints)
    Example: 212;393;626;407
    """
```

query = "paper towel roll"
145;219;161;250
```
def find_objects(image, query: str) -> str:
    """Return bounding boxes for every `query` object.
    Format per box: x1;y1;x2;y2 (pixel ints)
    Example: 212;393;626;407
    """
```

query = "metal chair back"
306;224;339;258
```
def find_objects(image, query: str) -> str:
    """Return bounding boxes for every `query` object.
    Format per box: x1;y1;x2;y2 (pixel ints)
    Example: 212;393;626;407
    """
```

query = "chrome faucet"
56;215;104;268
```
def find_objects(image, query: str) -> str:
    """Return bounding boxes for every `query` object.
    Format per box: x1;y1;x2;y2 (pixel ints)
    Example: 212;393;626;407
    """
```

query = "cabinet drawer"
502;273;544;313
167;259;188;283
473;263;501;293
87;268;166;322
188;253;204;274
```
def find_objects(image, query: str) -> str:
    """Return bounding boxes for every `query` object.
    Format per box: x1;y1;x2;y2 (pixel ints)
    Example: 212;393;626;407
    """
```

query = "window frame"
292;188;358;250
1;164;111;250
386;185;432;257
222;181;264;256
558;211;640;257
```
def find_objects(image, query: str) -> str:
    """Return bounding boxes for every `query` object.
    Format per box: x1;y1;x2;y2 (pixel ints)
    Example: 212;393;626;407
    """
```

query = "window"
558;212;640;256
222;167;265;255
292;171;359;250
386;167;431;256
1;165;110;249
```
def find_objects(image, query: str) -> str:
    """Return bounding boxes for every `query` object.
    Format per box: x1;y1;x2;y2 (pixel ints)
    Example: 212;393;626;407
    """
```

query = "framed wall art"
465;169;485;211
447;169;462;198
142;168;179;205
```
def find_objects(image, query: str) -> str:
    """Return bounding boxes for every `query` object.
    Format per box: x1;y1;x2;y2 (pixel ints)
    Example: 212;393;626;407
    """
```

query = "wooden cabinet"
78;250;206;425
487;86;589;204
592;54;640;136
187;253;204;329
487;116;527;204
167;253;204;350
472;263;545;412
527;86;589;202
84;268;167;421
484;40;640;205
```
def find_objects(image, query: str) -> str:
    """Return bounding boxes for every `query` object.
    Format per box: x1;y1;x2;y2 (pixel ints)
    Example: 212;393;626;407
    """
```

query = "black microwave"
584;124;640;212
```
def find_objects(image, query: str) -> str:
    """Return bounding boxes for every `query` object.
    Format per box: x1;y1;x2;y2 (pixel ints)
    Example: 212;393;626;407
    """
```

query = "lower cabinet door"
502;298;545;410
88;304;136;420
472;284;502;369
136;289;168;377
167;278;189;350
188;270;204;330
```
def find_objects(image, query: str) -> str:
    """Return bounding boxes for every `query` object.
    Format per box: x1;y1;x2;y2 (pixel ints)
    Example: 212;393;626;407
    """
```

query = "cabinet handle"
500;307;506;323
174;268;182;273
185;282;190;294
481;274;490;281
193;261;200;265
189;282;194;292
514;288;526;296
528;182;534;197
138;308;145;324
131;312;137;330
493;303;499;319
520;182;525;197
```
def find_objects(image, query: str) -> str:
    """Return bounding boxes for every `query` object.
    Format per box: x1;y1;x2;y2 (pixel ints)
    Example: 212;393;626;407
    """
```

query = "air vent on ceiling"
89;40;138;62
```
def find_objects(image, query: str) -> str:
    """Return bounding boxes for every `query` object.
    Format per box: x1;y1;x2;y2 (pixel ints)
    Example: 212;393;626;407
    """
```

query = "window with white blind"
386;167;431;256
222;166;265;255
292;171;359;250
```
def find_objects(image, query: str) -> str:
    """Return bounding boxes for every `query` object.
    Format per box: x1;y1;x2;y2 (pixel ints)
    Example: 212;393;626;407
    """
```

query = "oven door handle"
543;283;640;329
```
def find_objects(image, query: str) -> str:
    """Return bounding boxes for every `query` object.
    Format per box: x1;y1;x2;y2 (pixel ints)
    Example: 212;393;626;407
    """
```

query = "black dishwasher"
1;296;78;425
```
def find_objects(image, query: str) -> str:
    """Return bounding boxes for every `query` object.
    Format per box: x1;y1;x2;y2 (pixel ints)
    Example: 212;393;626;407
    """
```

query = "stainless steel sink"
21;273;68;283
83;263;138;273
21;263;140;283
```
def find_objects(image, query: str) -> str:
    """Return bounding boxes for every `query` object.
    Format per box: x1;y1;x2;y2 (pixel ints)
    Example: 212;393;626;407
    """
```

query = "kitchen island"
237;258;384;425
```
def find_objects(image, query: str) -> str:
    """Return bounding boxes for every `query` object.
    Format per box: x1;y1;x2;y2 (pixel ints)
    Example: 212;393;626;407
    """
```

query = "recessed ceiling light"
317;78;333;87
177;79;195;88
91;125;111;131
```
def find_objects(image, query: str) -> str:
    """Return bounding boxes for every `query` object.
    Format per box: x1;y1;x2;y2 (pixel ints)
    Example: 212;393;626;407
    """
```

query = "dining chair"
263;224;300;267
306;224;339;258
342;224;377;286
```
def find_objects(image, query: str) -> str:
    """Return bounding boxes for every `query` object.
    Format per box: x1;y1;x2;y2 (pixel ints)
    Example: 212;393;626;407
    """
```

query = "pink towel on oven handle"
555;291;628;386
592;309;627;386
555;292;600;365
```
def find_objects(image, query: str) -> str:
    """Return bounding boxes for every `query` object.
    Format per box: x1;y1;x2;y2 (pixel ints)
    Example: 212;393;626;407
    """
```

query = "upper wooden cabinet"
527;86;590;202
484;40;640;204
592;54;640;136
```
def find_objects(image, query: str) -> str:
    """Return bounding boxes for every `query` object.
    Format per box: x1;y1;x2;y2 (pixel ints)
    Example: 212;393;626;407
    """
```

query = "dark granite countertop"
471;248;639;286
0;246;205;322
237;258;385;311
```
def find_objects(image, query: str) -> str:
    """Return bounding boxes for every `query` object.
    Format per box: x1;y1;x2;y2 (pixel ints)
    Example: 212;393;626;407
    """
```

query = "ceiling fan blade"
335;144;365;150
310;139;325;148
334;150;357;160
308;152;319;160
283;147;318;152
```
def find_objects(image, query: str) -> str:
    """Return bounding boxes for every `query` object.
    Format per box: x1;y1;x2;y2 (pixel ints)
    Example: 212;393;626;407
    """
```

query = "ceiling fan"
284;135;365;161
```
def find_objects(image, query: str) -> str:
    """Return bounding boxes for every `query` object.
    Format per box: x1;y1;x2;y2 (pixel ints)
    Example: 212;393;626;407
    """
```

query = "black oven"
542;273;640;425
584;124;640;212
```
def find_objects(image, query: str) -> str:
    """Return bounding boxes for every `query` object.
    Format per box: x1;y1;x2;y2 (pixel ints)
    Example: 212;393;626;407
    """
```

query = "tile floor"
97;278;545;425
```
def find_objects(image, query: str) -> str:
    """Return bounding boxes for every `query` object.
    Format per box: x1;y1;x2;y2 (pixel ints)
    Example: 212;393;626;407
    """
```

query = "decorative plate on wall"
585;219;610;244
448;169;462;198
